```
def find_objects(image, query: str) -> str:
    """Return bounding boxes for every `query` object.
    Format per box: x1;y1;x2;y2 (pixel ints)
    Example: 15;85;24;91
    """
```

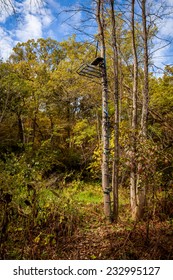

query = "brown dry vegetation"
44;205;173;260
1;190;173;260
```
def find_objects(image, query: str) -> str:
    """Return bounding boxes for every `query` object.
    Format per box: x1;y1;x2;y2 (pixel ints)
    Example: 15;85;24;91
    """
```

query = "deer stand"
76;57;104;78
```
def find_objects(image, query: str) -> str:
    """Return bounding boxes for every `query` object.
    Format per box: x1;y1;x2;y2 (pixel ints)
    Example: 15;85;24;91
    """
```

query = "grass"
74;185;103;204
38;178;130;210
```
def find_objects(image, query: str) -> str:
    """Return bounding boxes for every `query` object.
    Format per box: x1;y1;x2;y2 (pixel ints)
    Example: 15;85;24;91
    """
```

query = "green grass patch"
73;183;102;204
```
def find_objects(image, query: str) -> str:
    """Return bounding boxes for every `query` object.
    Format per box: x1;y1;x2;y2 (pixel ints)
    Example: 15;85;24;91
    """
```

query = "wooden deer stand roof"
76;57;104;78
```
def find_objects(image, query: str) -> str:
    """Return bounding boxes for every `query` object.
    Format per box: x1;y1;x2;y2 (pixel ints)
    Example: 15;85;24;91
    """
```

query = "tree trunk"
96;0;111;220
110;0;119;222
17;113;25;144
130;0;138;220
137;0;149;219
32;111;37;147
141;0;149;137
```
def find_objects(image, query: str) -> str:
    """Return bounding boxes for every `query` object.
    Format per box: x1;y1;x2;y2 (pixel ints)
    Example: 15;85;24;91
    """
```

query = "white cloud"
46;0;61;11
0;27;16;60
15;14;43;41
0;0;55;60
22;0;45;14
0;0;15;23
148;0;173;75
167;0;173;5
159;17;173;37
41;12;53;27
0;0;83;60
14;0;55;41
0;9;11;23
39;6;54;28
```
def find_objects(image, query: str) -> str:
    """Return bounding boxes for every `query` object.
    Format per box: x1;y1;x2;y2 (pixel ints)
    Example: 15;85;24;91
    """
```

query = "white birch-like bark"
130;0;138;220
96;0;111;220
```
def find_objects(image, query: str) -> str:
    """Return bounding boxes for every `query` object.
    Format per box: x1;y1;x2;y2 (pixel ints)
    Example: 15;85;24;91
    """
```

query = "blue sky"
0;0;173;75
0;0;94;59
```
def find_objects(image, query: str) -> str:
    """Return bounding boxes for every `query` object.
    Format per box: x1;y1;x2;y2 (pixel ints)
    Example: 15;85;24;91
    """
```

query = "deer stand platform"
77;57;104;78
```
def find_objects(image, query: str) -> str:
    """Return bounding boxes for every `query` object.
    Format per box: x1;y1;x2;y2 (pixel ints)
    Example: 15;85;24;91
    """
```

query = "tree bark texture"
96;0;111;220
141;0;149;138
110;0;119;222
137;0;149;219
17;114;25;144
130;0;138;220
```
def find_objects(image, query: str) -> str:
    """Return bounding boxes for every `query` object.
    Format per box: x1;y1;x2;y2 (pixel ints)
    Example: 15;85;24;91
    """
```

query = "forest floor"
50;183;173;260
1;182;173;260
54;204;173;260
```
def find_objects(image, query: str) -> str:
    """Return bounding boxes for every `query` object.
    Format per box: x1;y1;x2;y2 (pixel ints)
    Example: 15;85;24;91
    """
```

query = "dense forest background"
0;0;173;260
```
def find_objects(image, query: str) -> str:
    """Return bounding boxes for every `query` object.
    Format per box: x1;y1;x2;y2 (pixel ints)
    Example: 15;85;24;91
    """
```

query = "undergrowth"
0;176;173;260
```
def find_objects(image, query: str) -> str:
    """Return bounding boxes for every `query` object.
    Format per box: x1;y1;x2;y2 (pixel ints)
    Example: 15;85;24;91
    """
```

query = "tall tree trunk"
110;0;119;222
32;111;37;147
130;0;138;220
66;99;71;148
118;54;123;123
17;113;25;144
137;0;149;219
141;0;149;137
96;0;111;220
